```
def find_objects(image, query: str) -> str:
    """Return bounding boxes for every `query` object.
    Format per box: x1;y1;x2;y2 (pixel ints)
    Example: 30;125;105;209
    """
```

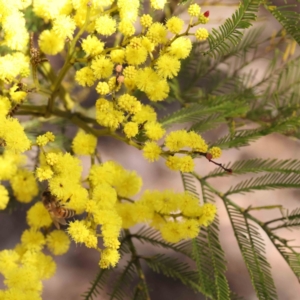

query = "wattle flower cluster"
0;1;220;298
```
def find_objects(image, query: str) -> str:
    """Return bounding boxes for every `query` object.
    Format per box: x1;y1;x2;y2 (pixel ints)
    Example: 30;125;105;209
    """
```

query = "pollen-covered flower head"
95;15;117;36
72;130;97;155
0;116;31;152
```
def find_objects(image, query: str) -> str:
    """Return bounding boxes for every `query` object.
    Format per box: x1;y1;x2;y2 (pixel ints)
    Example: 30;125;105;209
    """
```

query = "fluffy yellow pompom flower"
143;141;161;162
81;35;105;57
208;146;222;159
67;220;90;243
166;155;195;172
75;67;96;87
110;49;126;64
26;202;52;228
99;248;120;268
10;169;38;203
36;166;53;181
165;130;189;151
0;53;30;82
96;100;124;129
21;229;46;251
4;265;42;293
0;116;31;152
168;37;192;59
160;222;183;243
195;28;209;41
36;131;55;146
21;251;56;280
186;131;208;152
72;130;97;155
177;155;195;172
180;219;200;239
0;250;20;277
47;230;70;255
114;170;142;197
91;56;114;79
0;151;24;181
95;15;117;36
52;15;76;39
118;94;141;114
166;16;184;34
38;29;65;55
155;54;181;79
125;40;148;65
196;203;217;226
89;161;123;187
119;20;135;36
92;183;118;208
140;14;153;27
144;122;165;141
0;184;9;210
124;122;139;138
132;105;157;124
150;0;167;10
188;4;201;17
2;10;28;51
146;23;167;44
96;82;110;95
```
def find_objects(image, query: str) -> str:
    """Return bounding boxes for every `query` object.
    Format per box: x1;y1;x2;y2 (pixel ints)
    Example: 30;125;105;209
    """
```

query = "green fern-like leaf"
225;203;278;299
143;254;206;295
81;269;111;300
273;244;300;279
266;3;300;45
181;172;199;198
270;208;300;230
213;117;300;149
131;226;189;256
204;0;260;58
159;100;242;128
201;185;231;300
225;173;300;196
206;159;300;179
109;260;137;300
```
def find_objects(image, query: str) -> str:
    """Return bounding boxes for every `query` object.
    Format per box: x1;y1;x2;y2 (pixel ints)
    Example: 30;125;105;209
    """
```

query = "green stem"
45;4;92;117
124;229;151;300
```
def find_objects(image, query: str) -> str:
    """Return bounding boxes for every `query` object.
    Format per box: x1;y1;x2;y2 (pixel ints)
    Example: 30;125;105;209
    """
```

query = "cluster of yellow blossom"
117;189;216;243
0;227;70;299
0;1;221;295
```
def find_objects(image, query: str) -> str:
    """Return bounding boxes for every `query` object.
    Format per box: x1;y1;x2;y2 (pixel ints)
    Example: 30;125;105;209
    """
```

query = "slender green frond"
181;172;199;198
266;4;300;45
272;244;300;279
225;173;300;196
204;0;260;58
109;260;137;300
159;103;225;128
270;208;300;230
131;226;189;255
283;208;300;229
159;99;245;128
225;204;278;299
191;233;218;300
81;269;111;300
206;159;300;179
201;185;231;300
143;254;207;295
213;117;300;149
189;104;249;133
132;284;148;300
